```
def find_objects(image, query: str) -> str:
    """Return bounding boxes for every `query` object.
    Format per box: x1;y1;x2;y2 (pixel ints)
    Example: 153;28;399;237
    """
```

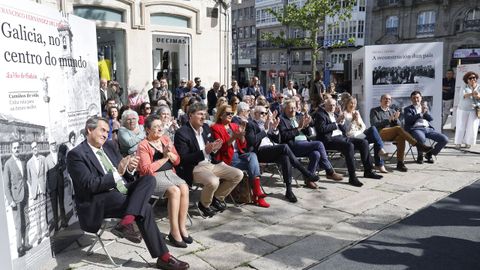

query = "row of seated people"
67;90;447;270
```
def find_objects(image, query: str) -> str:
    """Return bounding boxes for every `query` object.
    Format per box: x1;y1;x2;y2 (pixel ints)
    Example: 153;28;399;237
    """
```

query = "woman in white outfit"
455;71;480;148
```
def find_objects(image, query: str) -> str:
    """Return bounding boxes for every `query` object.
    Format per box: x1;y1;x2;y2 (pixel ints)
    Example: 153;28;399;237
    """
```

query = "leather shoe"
111;223;142;243
17;247;26;257
156;255;189;270
210;197;227;212
416;143;433;153
305;181;318;189
285;190;298;203
425;153;434;163
182;234;193;244
349;177;364;187
197;202;216;218
305;174;320;183
396;161;408;172
364;171;383;179
167;233;187;248
416;155;424;164
326;172;343;181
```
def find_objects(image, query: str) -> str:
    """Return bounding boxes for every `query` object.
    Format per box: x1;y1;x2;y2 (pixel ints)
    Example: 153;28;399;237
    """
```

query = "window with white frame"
386;16;399;34
358;0;366;12
417;11;436;34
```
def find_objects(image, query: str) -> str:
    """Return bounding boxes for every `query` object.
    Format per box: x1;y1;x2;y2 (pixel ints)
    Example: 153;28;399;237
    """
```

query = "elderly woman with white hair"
156;105;179;140
232;102;251;124
118;109;145;156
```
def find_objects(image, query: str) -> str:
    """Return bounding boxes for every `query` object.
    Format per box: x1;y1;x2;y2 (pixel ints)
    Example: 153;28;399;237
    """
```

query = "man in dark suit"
313;98;382;187
278;99;342;189
67;116;188;270
27;141;48;244
174;103;243;217
246;106;324;202
244;76;265;97
45;140;67;232
4;141;32;257
404;91;448;164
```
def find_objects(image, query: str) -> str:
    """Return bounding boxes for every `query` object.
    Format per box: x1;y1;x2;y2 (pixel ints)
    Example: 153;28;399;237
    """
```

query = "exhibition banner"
0;0;99;269
352;42;443;131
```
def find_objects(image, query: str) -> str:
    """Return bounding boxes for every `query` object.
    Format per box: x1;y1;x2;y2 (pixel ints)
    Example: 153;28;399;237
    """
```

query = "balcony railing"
416;23;435;34
386;27;398;35
465;19;480;29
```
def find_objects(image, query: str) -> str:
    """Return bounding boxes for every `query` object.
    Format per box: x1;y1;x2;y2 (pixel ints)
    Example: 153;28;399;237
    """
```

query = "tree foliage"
263;0;356;77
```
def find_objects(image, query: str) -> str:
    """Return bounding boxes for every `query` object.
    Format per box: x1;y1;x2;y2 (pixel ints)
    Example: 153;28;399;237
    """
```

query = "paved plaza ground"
44;131;480;270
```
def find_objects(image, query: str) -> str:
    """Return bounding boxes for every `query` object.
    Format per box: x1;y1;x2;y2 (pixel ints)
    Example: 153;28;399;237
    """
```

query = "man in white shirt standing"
283;80;297;98
27;141;48;244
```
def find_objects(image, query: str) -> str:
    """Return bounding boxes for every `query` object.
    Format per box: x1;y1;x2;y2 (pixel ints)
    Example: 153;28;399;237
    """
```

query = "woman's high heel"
168;233;187;248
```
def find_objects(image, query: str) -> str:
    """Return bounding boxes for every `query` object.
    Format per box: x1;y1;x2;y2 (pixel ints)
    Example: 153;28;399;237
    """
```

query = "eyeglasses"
234;102;239;105
224;112;234;116
279;97;284;99
468;76;477;81
259;112;268;115
145;107;151;110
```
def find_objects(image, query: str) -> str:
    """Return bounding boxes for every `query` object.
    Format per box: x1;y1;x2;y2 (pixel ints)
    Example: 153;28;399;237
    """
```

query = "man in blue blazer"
404;90;448;163
67;116;188;270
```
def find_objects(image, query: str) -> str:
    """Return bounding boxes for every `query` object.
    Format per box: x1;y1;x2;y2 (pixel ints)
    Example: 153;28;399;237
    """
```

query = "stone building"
232;0;257;87
369;0;480;70
34;0;234;98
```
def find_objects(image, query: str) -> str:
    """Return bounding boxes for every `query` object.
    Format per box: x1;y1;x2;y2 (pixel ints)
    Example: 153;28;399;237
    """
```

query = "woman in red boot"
211;105;269;208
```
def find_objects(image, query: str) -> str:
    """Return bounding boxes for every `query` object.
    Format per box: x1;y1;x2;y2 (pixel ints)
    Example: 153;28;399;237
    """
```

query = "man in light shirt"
278;99;342;190
27;141;48;244
174;103;243;217
282;80;297;98
404;90;448;164
313;98;382;187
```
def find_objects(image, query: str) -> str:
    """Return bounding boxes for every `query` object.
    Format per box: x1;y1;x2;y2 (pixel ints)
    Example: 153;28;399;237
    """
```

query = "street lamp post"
234;23;240;82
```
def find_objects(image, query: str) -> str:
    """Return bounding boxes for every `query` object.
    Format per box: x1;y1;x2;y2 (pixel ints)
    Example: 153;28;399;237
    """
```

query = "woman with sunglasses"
138;102;152;126
455;71;480;148
211;105;268;208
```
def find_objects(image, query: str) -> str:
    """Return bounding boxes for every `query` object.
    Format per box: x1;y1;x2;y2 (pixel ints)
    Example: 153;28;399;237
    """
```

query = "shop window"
74;6;124;22
151;13;190;28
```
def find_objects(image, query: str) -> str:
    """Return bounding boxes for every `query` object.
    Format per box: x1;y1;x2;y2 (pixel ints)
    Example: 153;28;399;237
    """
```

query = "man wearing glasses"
246;106;322;202
370;94;433;172
278;100;342;190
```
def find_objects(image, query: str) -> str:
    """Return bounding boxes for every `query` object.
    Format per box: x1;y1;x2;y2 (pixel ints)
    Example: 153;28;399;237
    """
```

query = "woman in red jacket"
137;115;192;248
210;105;269;208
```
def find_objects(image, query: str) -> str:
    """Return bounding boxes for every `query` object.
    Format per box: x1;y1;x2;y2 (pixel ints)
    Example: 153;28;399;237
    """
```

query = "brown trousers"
379;126;417;161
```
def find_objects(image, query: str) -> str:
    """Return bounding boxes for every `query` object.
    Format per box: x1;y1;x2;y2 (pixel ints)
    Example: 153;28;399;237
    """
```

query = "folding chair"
86;218;130;267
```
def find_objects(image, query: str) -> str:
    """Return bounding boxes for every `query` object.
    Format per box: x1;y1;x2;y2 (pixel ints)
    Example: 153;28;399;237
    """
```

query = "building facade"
324;0;367;84
370;0;480;71
232;0;257;87
255;0;315;90
35;0;233;99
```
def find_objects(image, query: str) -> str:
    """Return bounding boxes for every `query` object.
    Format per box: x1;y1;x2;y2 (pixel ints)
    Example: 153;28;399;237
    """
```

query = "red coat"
210;122;247;165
